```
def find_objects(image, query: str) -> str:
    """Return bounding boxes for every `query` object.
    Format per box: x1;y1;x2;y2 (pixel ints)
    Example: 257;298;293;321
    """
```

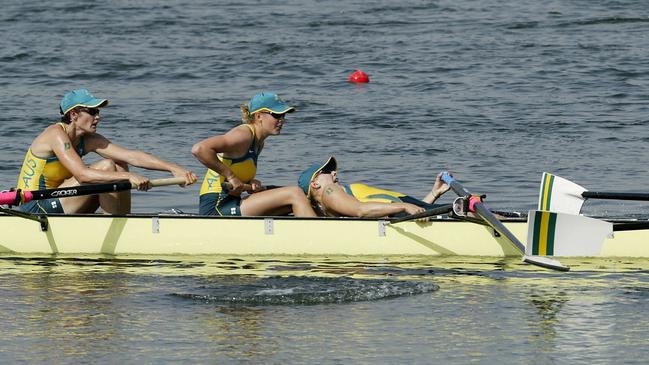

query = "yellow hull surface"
0;214;648;257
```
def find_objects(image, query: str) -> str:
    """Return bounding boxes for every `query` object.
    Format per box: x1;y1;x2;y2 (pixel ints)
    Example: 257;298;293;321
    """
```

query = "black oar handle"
30;181;132;200
583;191;649;201
0;177;188;206
389;204;453;224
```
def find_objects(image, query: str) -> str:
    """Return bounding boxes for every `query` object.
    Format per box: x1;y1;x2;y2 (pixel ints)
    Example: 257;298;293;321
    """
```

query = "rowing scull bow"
441;172;570;272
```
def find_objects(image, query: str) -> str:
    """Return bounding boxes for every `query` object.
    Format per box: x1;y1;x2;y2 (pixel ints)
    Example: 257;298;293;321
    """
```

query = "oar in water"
441;172;570;272
538;172;649;215
0;177;187;206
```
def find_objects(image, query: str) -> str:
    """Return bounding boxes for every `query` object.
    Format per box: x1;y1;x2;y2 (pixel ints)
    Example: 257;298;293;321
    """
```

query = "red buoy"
348;69;369;83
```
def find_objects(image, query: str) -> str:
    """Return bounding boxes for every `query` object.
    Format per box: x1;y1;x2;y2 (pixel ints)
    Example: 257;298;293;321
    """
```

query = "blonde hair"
240;104;255;124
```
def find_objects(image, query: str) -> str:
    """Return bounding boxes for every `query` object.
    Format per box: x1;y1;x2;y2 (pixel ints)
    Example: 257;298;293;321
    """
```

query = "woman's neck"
252;122;267;142
63;122;83;145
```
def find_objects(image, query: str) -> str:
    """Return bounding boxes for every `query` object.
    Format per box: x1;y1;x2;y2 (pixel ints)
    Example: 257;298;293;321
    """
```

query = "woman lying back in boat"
15;89;197;214
192;92;316;217
297;156;450;218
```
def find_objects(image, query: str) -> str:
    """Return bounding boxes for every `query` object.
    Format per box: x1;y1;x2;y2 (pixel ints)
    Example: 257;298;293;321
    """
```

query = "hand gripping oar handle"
440;172;569;272
0;177;187;206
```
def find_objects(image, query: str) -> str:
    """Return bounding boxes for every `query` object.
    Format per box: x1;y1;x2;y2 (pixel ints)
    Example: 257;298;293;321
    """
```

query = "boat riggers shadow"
0;206;49;231
440;172;570;272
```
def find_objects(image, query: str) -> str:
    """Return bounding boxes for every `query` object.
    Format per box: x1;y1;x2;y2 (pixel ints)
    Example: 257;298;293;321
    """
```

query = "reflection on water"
0;255;647;363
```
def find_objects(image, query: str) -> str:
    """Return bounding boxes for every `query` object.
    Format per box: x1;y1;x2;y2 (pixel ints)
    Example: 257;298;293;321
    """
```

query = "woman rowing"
297;156;450;218
15;89;197;214
192;92;316;217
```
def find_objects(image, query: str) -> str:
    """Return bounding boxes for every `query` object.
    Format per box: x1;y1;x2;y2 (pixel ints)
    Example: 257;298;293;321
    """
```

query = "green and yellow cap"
248;91;295;114
60;89;109;116
298;156;338;197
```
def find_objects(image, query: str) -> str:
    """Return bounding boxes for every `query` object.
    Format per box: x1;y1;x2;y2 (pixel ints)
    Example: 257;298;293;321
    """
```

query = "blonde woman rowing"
192;92;316;217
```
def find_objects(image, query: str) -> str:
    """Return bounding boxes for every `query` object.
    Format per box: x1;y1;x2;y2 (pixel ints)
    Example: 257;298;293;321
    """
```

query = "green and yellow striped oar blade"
538;172;588;215
526;210;613;257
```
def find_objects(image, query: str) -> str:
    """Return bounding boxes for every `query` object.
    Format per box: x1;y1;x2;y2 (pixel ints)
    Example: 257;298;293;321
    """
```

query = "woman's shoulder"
33;123;67;142
231;123;254;134
224;124;255;141
27;123;66;156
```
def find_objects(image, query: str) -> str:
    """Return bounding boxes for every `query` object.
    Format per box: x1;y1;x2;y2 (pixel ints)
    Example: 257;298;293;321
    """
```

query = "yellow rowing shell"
0;214;647;257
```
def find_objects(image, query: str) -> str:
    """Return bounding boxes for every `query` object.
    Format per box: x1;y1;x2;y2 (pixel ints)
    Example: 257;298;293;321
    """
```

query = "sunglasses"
264;112;286;120
79;107;100;116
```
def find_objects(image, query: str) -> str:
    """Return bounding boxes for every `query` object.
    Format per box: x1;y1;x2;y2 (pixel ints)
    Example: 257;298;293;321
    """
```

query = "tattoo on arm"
64;142;71;151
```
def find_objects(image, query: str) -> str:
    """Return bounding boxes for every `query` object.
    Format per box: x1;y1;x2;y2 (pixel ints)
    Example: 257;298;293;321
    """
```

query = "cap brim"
252;105;296;114
305;156;338;197
62;98;109;115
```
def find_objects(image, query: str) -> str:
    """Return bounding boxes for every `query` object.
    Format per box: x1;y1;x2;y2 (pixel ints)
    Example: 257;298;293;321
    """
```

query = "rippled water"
0;256;648;364
2;0;649;363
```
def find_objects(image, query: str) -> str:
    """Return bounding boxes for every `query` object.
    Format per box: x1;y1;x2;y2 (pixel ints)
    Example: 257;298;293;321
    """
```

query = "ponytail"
240;104;255;124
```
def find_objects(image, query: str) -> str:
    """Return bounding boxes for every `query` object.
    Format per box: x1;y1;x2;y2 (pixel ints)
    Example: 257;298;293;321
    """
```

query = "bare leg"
98;161;131;215
240;186;317;217
58;159;130;214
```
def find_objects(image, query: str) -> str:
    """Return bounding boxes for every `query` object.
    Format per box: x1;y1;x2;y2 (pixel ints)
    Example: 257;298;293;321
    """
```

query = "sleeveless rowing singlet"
343;183;438;211
16;123;86;191
199;124;259;196
343;183;405;203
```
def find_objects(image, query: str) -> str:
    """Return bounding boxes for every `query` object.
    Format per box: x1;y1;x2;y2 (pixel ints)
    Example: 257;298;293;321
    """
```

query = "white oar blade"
522;255;570;272
526;210;613;257
537;172;587;215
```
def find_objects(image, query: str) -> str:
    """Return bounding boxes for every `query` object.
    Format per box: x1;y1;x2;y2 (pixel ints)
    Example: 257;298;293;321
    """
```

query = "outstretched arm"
51;128;149;189
88;133;197;186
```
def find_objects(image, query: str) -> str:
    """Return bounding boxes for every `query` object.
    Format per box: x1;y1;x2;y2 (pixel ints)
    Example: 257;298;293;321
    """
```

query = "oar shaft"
148;177;187;188
0;177;187;206
442;173;527;253
583;191;649;201
441;172;569;271
221;182;280;192
471;201;526;252
389;204;453;224
30;181;133;201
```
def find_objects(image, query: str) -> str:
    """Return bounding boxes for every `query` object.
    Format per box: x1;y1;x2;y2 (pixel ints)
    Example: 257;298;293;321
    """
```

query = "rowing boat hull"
0;214;647;257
